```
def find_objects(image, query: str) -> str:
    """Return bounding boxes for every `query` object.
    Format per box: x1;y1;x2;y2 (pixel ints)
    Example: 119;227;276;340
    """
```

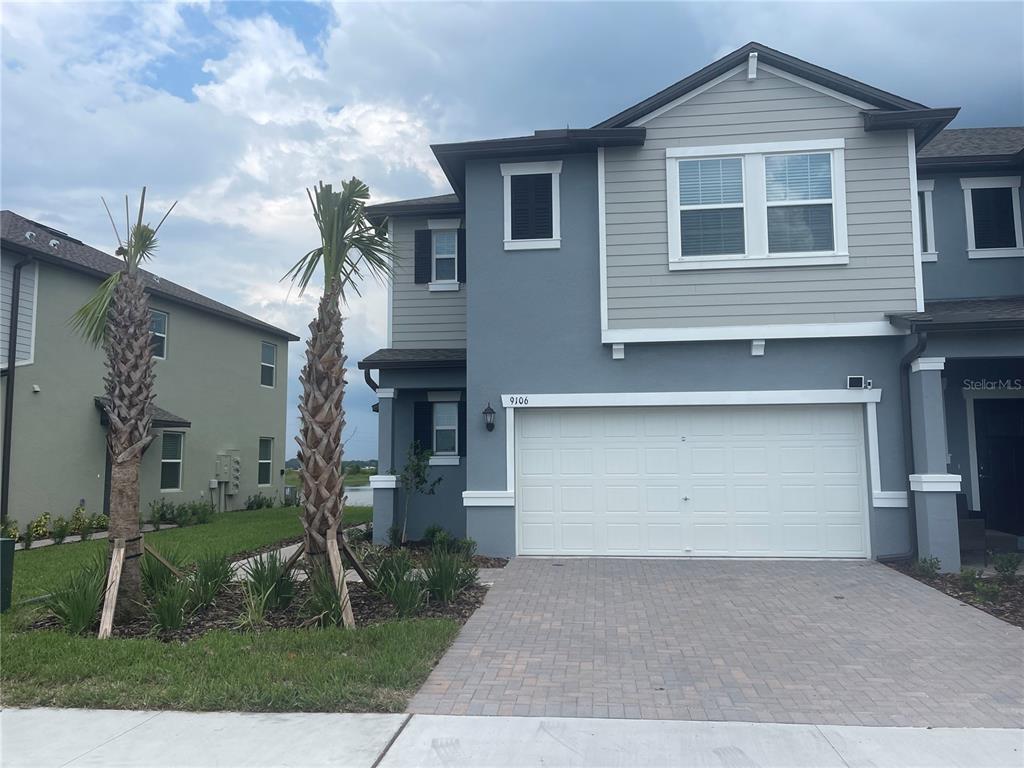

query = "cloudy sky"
2;1;1021;459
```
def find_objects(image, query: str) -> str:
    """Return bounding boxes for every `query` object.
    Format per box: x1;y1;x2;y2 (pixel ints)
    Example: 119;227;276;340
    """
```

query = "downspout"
363;368;378;392
878;329;928;562
1;256;33;526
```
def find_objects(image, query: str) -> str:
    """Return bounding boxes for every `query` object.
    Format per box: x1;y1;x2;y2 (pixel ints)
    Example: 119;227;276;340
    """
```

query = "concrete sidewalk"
2;709;1022;767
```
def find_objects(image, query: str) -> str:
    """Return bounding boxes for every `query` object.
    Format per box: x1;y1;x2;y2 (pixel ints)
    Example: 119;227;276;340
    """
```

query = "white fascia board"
628;65;745;127
500;389;882;409
376;388;397;399
667;137;844;158
907;131;925;312
909;473;962;493
500;160;563;176
462;490;515;507
601;321;905;344
369;474;397;489
960;176;1021;189
758;64;875;110
910;357;946;373
873;491;909;508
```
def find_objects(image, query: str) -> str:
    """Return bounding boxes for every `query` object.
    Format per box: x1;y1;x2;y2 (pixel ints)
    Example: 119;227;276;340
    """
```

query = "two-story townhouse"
1;210;299;528
361;42;1023;571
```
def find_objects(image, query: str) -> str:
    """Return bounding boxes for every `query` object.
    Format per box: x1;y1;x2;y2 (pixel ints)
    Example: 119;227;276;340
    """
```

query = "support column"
370;388;397;545
909;357;961;571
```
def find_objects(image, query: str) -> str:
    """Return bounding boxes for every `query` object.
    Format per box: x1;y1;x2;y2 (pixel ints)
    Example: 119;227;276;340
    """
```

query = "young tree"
71;189;176;619
396;441;441;544
285;179;392;569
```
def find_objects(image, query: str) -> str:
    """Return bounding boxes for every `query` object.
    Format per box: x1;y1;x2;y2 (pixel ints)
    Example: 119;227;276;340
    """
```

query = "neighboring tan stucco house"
360;42;1023;572
1;210;298;527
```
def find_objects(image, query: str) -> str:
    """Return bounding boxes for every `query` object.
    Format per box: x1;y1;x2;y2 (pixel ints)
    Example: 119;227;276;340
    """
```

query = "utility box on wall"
214;451;242;496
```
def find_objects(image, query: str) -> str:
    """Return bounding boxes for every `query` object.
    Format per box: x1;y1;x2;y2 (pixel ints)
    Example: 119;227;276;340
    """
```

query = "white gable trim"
758;64;875;110
628;65;746;127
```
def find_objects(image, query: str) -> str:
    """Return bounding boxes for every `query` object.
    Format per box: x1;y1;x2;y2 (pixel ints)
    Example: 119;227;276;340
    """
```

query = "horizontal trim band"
369;475;397;489
668;254;849;271
602;321;905;344
501;389;882;409
462;491;515;507
909;473;961;493
872;491;909;508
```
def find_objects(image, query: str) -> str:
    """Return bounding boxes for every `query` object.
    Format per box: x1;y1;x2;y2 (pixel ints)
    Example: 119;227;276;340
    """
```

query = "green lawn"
10;505;371;604
0;619;459;712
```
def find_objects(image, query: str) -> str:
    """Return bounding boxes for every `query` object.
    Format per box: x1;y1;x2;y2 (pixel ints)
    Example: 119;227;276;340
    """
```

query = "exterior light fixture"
482;403;496;432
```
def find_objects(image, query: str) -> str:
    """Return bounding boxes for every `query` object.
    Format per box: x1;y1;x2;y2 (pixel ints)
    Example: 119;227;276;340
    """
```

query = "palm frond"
69;272;120;347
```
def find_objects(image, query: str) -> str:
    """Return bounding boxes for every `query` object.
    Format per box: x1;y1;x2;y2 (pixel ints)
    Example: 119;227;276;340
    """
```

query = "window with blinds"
258;437;273;486
160;432;183;491
970;187;1016;249
765;153;835;253
510;174;553;240
678;158;745;257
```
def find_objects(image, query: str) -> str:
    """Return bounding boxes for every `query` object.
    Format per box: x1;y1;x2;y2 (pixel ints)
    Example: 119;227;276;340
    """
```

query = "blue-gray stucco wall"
921;171;1024;300
462;152;916;557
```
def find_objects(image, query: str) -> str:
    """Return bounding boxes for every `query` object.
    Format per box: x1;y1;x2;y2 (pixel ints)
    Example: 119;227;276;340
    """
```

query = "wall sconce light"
482;402;496;432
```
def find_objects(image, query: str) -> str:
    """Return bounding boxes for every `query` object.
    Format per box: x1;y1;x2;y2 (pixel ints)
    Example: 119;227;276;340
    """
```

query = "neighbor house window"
260;341;276;387
150;310;168;360
501;161;561;250
433;402;458;456
432;229;457;282
918;179;937;261
160;432;183;491
258;437;273;486
678;157;745;257
961;176;1023;259
666;139;848;270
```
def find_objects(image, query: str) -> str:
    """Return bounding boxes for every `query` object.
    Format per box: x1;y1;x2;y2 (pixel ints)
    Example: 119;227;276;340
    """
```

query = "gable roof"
594;41;931;129
365;193;463;225
917;127;1024;172
1;210;299;341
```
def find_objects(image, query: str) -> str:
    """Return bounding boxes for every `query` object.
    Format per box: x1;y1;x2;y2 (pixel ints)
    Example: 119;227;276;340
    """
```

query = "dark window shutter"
458;399;467;457
971;187;1017;249
457;228;467;283
413;401;433;452
510;174;553;240
414;230;432;284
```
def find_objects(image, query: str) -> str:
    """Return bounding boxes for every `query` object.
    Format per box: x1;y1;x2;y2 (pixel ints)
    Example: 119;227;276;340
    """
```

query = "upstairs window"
501;161;562;250
260;341;276;387
667;139;848;271
414;220;465;290
432;230;458;282
0;261;37;369
917;179;937;261
961;177;1023;258
257;437;273;486
160;432;183;491
150;310;168;360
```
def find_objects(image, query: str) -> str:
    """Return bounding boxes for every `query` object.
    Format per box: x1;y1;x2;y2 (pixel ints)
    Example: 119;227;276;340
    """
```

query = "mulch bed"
397;542;508;570
28;580;489;643
888;562;1024;629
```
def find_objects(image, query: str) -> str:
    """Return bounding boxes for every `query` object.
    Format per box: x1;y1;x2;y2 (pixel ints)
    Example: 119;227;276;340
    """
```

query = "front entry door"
976;398;1024;536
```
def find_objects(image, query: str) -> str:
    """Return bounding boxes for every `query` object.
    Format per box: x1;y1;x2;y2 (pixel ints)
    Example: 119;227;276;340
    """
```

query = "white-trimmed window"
257;437;273;486
260;341;276;387
150;310;168;360
918;179;937;262
960;176;1023;259
433;230;457;282
433;402;458;456
666;139;848;270
501;161;561;250
160;431;183;491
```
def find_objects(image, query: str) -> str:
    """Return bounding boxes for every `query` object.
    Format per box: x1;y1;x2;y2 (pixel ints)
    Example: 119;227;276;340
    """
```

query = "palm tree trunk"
297;279;347;567
103;270;155;621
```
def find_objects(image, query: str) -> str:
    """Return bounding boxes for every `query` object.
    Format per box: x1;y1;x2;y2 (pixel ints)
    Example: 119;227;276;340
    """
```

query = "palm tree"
72;189;176;619
285;179;392;573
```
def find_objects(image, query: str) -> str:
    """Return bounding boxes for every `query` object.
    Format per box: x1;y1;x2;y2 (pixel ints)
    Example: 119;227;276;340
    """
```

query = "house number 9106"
508;396;529;406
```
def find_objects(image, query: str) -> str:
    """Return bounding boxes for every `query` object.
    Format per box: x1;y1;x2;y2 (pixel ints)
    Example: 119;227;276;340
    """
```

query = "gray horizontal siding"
0;257;36;365
390;216;466;349
604;68;918;331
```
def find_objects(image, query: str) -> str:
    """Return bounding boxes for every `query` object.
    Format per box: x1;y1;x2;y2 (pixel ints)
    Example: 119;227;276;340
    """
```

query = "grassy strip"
10;505;372;604
0;619;458;712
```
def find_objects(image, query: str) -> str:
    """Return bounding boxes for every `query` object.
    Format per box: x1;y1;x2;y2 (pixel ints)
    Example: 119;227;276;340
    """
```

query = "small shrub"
1;520;19;541
245;492;276;510
89;513;109;532
142;546;188;597
47;554;107;634
148;498;177;526
50;516;71;544
28;513;51;540
372;549;415;595
242;551;295;611
22;522;35;550
975;580;1001;603
189;500;215;525
387;524;402;548
423;524;447;547
959;567;981;591
910;556;942;579
453;537;478;559
171;503;193;528
303;563;343;627
148;578;194;633
237;582;270;631
68;505;90;537
389;577;426;617
992;552;1022;584
423;547;478;605
191;551;233;609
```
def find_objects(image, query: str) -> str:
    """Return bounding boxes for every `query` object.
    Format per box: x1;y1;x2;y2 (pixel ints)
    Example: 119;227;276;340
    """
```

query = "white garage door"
515;404;868;557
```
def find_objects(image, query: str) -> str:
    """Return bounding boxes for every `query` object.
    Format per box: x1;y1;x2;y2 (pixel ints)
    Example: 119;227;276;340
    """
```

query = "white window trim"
160;432;184;493
151;309;168;361
432;401;459;459
917;179;938;262
666;139;848;269
960;176;1024;259
430;227;459;289
501;160;562;250
257;437;274;487
1;261;38;369
260;341;277;389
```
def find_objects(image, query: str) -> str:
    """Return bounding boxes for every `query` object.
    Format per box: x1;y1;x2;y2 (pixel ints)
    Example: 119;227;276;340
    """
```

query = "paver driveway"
410;558;1024;727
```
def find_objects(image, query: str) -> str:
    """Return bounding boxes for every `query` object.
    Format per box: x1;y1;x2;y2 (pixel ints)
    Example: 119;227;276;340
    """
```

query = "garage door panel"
516;405;868;558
